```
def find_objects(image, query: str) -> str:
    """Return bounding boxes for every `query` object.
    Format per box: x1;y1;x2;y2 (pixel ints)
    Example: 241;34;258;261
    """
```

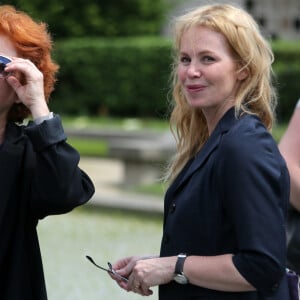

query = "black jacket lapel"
168;108;239;197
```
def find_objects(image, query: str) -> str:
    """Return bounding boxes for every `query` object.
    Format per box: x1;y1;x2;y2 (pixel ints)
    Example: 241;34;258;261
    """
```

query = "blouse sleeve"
24;114;95;219
217;119;289;296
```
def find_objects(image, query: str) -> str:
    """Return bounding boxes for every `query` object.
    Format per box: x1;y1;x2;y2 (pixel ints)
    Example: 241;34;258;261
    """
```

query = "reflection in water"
38;206;162;300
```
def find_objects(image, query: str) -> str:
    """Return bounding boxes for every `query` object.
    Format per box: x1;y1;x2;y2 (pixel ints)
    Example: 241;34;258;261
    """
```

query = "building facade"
164;0;300;40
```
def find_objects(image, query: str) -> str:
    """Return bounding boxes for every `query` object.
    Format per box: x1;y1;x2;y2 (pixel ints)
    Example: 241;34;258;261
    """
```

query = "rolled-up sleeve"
218;123;289;296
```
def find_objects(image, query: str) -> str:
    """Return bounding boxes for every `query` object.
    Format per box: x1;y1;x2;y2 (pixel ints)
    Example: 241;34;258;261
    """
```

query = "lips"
185;84;207;93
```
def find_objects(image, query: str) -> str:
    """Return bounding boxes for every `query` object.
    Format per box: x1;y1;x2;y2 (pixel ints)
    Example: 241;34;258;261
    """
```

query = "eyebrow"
179;49;216;56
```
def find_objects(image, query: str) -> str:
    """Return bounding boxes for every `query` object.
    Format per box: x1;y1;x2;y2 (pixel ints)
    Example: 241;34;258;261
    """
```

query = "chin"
187;100;206;109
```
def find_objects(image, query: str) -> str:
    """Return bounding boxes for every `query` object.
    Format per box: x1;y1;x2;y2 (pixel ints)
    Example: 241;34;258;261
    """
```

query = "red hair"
0;5;59;122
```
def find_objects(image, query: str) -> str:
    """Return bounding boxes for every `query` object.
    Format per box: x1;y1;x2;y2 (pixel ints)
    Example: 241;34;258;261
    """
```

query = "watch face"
174;274;189;284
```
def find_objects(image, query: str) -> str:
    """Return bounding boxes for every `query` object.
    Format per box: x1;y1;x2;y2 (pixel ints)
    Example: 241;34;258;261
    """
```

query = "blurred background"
2;0;299;298
3;0;300;121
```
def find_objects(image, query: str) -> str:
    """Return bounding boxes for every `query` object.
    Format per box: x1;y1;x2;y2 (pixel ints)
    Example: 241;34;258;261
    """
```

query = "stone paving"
78;157;164;214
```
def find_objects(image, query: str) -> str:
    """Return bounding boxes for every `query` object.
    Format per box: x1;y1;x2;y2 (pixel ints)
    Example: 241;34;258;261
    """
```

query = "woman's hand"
111;255;176;296
128;256;176;295
5;57;49;119
110;256;142;292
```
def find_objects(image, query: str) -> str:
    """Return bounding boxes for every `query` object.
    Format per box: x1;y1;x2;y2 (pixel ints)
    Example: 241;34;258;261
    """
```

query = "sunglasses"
86;255;128;282
0;55;11;78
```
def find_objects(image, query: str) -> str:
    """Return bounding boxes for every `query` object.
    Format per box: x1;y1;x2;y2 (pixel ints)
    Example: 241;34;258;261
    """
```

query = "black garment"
0;115;95;299
159;109;290;300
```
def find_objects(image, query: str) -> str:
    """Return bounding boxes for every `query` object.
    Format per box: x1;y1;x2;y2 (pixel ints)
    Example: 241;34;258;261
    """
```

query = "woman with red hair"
0;5;94;299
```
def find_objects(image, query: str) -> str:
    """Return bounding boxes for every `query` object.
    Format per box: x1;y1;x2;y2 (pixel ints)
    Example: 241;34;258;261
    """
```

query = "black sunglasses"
86;255;128;282
0;55;11;78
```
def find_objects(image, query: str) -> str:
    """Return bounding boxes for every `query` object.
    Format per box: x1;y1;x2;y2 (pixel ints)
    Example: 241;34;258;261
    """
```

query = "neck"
203;104;235;135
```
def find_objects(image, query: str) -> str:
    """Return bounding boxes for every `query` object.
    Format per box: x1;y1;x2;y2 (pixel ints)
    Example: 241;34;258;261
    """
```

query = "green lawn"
66;137;108;157
64;116;169;157
65;117;287;157
62;115;169;131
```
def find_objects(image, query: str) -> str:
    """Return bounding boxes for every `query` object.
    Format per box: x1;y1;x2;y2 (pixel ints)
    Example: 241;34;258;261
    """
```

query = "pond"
38;206;163;300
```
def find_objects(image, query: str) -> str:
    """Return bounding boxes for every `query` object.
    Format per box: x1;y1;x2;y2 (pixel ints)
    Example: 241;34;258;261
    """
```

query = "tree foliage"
1;0;173;39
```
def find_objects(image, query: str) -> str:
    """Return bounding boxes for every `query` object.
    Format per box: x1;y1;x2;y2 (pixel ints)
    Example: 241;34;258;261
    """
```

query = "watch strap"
175;253;187;274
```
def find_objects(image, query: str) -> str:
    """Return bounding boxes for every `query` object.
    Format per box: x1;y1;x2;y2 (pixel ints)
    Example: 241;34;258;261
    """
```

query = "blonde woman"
110;4;290;299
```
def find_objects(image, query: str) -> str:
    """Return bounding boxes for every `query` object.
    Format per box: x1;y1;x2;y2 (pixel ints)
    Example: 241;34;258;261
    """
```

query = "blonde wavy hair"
165;3;277;183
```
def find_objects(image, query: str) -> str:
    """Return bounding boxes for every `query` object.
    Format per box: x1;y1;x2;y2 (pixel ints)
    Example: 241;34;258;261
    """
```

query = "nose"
186;61;201;78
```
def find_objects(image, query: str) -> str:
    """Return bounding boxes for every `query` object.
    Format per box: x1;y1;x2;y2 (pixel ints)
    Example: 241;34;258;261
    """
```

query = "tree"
4;0;173;39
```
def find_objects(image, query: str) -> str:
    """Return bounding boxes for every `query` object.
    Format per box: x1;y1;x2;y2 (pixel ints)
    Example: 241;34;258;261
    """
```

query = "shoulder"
221;114;276;155
216;114;285;174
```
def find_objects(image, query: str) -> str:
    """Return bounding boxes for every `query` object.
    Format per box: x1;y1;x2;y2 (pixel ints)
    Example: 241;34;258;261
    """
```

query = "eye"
201;55;215;63
179;55;191;65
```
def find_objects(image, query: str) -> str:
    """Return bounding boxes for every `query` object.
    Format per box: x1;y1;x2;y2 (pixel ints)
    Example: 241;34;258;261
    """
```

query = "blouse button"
169;203;176;213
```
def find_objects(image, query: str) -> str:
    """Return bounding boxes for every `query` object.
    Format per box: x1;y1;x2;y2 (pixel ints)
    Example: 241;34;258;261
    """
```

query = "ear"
237;67;249;81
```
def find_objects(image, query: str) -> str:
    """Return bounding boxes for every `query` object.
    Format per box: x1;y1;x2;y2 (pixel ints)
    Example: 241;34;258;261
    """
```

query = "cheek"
0;82;17;105
214;66;237;85
177;67;186;83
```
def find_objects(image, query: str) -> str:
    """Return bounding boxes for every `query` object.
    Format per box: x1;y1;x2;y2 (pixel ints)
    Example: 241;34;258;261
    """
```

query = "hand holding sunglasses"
86;255;128;282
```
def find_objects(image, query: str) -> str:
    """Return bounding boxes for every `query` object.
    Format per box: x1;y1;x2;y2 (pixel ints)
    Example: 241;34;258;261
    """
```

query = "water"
38;206;163;300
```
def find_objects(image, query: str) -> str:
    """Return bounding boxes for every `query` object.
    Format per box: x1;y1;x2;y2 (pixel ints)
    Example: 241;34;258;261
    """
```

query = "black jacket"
160;109;290;300
0;115;95;299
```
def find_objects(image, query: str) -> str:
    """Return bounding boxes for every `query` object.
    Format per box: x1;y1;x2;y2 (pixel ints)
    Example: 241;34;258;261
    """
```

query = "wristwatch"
174;253;189;284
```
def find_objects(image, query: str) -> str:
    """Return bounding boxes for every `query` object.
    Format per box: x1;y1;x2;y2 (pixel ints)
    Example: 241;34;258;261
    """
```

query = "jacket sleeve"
217;121;289;296
24;114;95;219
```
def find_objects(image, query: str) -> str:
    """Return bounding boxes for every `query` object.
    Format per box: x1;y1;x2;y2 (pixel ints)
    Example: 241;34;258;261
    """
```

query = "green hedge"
49;37;300;121
272;41;300;121
51;37;172;118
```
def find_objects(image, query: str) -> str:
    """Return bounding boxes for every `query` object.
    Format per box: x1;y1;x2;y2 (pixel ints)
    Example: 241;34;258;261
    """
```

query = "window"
294;17;300;31
245;0;255;11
